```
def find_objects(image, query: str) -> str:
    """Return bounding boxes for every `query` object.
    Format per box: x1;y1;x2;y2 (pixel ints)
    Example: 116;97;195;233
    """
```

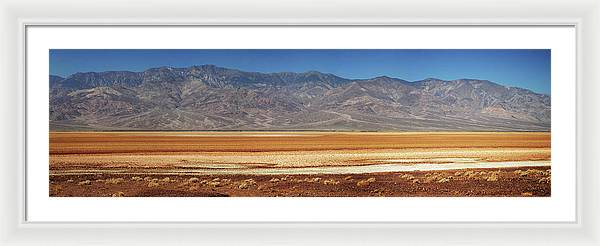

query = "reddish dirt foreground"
49;131;551;197
49;167;551;197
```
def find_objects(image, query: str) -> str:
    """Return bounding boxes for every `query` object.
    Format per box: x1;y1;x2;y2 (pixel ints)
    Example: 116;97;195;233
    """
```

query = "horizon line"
49;64;549;95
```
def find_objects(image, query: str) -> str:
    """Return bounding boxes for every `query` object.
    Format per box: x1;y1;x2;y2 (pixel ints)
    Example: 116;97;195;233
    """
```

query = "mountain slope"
49;65;551;131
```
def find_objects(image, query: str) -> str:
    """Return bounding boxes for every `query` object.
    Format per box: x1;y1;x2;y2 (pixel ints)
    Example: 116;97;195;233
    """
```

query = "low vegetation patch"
437;178;450;183
104;178;124;185
148;181;159;188
538;177;550;183
486;172;499;182
111;191;125;197
237;179;257;190
357;177;376;187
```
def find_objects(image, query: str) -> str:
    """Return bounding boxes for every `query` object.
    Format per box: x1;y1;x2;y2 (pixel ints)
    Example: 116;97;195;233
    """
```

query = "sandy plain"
49;131;551;197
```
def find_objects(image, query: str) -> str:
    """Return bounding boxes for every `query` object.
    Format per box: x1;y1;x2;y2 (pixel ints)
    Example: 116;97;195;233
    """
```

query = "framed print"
1;0;600;245
26;26;574;222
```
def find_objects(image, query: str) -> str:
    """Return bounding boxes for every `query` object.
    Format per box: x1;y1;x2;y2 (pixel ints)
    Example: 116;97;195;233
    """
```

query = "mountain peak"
421;77;446;82
452;78;493;84
49;65;551;131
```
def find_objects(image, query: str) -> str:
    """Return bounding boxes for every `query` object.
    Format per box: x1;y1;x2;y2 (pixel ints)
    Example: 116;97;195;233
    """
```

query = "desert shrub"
238;179;256;189
371;189;386;196
462;171;477;179
538;177;550;183
401;174;415;180
111;191;125;197
486;175;498;182
208;179;230;188
323;179;340;185
357;177;376;187
148;181;159;188
178;177;201;187
105;178;124;185
303;177;322;183
131;176;143;181
437;178;450;183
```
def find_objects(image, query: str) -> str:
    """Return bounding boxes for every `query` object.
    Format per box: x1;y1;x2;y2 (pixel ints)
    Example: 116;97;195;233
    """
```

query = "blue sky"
50;49;551;94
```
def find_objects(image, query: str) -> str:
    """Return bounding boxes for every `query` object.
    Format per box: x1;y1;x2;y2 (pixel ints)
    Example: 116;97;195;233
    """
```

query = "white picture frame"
1;0;599;245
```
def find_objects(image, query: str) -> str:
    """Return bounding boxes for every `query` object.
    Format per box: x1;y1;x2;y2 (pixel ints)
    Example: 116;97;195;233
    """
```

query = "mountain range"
49;65;551;131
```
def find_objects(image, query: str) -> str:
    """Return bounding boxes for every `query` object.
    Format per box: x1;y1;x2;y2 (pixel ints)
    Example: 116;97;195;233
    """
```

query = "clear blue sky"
50;49;551;94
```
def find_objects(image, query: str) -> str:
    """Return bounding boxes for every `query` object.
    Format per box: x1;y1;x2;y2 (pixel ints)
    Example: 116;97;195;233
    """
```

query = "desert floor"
49;131;551;197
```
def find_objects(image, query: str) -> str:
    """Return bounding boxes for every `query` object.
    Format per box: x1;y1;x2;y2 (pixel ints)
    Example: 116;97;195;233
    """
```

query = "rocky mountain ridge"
50;65;551;131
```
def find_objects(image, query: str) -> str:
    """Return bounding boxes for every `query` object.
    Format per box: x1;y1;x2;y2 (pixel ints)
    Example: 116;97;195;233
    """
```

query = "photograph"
48;49;551;197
